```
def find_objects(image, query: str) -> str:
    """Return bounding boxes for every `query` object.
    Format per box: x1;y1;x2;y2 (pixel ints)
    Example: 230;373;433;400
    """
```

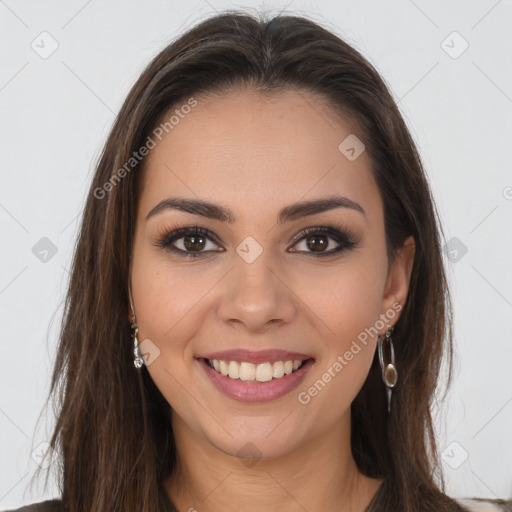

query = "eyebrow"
146;195;366;224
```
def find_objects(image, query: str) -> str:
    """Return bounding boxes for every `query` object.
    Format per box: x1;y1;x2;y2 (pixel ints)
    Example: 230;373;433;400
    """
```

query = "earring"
378;324;397;413
131;317;144;369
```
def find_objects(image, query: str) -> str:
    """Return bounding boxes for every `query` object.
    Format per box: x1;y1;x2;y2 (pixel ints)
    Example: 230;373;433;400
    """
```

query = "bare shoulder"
454;496;512;512
2;499;65;512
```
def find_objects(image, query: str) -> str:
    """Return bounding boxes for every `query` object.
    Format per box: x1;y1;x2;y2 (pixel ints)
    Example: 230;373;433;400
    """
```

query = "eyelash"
153;222;357;258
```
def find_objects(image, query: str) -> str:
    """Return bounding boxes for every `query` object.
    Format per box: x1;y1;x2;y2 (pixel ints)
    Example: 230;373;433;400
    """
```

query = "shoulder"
2;499;65;512
454;497;512;511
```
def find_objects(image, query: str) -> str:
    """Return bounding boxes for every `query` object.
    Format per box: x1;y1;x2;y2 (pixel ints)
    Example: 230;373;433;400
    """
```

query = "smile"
198;356;315;403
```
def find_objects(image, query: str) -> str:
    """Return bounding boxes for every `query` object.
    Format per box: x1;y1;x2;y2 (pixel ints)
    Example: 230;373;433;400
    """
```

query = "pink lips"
197;350;315;403
198;348;313;364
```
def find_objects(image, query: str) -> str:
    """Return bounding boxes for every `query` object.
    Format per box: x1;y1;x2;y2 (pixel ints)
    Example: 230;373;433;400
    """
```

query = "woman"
8;10;511;512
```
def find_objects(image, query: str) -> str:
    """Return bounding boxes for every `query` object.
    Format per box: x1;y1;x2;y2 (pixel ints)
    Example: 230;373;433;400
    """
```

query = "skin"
129;87;415;512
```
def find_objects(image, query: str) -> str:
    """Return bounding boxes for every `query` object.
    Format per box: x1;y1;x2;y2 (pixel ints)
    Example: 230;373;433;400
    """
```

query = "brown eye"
305;234;329;252
289;226;356;256
155;226;223;257
183;234;207;252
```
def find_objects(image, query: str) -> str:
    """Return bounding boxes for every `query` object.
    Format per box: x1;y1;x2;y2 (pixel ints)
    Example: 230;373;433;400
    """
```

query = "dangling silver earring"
130;315;144;369
378;324;397;413
133;328;144;368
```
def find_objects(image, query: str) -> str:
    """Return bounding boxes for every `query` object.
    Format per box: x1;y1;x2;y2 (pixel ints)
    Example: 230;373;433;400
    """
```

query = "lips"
196;348;316;402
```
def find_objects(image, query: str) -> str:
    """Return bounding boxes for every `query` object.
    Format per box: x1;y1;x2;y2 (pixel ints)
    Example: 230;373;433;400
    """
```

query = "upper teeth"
208;359;305;382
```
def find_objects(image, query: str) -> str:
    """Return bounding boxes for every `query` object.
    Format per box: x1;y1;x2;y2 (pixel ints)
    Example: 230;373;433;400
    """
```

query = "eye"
154;225;223;258
289;225;356;257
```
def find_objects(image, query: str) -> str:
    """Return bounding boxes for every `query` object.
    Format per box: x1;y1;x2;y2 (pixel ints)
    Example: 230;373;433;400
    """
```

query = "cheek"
294;258;385;397
130;245;203;353
295;255;386;337
130;248;209;412
295;283;381;416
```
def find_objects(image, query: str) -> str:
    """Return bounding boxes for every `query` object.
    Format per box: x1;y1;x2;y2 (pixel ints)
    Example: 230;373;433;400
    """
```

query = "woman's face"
130;88;413;460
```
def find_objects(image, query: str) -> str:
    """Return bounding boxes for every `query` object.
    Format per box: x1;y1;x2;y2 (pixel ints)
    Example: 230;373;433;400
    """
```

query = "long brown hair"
31;10;468;512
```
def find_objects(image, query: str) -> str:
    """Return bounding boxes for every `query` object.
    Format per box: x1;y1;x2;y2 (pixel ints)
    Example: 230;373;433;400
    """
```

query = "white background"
1;0;511;509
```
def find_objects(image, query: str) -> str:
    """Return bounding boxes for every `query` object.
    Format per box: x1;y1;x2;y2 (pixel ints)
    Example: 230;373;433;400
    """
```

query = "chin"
199;417;307;464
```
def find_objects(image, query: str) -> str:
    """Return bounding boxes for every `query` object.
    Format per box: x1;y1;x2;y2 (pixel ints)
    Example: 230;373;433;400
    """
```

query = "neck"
164;410;383;512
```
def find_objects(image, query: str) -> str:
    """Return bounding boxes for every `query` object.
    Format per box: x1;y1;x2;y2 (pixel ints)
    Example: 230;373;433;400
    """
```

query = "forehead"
138;88;381;224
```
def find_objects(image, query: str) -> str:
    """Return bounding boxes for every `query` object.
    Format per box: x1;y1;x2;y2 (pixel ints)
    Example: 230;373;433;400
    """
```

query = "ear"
379;235;415;329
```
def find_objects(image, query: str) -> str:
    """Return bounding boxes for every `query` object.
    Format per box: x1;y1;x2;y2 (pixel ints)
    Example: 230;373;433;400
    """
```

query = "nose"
217;254;297;333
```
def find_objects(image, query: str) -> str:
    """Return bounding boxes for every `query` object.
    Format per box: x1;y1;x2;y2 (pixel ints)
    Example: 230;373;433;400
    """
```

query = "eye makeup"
152;220;359;259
